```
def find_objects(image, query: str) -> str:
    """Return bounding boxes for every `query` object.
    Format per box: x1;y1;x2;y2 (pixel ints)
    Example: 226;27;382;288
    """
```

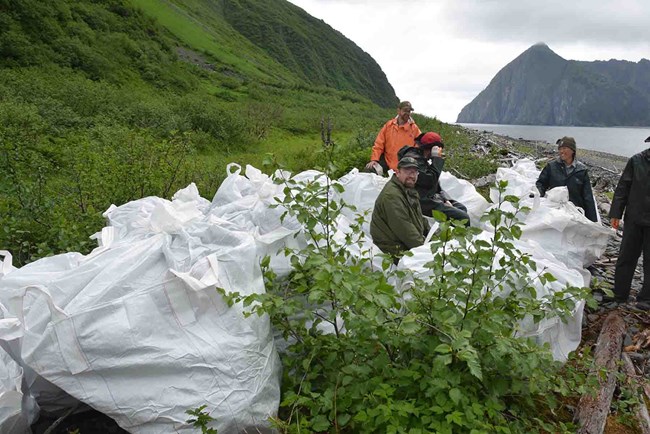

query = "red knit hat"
417;132;443;148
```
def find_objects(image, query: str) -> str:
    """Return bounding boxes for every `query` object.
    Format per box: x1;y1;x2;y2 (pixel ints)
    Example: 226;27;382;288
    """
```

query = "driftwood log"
621;352;650;434
574;312;626;434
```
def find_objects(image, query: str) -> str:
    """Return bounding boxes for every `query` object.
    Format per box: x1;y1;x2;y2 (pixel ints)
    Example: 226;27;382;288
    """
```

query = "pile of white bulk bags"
0;160;610;432
488;159;610;269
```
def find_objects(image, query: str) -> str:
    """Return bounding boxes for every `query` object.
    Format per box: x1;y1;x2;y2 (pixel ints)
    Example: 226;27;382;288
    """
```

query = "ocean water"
458;123;650;158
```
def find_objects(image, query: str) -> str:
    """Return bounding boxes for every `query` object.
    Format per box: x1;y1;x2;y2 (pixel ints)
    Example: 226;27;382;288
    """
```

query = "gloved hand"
431;146;443;158
365;160;379;171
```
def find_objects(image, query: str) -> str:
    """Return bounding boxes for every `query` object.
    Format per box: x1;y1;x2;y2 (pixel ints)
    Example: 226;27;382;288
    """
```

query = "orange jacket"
370;117;421;171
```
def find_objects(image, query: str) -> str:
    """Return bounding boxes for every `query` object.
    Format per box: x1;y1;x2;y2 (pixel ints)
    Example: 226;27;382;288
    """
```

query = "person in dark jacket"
535;136;598;222
370;156;431;261
397;132;470;225
607;136;650;309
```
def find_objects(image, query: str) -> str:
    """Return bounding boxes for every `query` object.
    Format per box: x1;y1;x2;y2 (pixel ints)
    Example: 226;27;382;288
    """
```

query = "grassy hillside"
212;0;398;107
0;0;477;267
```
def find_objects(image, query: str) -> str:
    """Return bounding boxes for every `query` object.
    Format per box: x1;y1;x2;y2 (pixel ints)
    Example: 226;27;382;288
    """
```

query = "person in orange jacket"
365;101;421;174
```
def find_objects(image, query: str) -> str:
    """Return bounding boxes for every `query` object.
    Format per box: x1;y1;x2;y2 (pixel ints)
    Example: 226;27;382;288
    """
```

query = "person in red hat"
607;136;650;310
365;101;421;174
397;132;470;225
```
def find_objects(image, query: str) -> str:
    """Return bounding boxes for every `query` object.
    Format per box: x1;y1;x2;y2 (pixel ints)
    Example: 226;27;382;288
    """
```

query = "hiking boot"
600;296;627;309
601;301;622;309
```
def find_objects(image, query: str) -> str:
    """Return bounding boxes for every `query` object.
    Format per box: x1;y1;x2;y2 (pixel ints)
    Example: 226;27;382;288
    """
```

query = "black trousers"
614;220;650;301
422;199;470;226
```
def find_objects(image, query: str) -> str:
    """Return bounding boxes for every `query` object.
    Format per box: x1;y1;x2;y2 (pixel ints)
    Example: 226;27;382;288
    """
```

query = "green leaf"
311;415;330;431
353;410;368;423
400;314;420;334
337;413;351;426
449;388;462;405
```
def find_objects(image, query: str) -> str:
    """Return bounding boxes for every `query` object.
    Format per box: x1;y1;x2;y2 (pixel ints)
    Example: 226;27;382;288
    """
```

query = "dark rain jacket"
397;145;451;207
535;158;598;222
609;148;650;226
370;175;430;257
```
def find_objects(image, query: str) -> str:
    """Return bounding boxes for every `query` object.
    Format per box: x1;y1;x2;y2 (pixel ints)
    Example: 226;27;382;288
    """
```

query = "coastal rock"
457;43;650;127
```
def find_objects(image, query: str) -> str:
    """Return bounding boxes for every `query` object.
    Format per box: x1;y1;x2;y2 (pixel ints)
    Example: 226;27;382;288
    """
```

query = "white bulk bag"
490;168;537;203
0;345;37;434
486;160;610;269
438;172;490;225
0;290;39;434
0;192;281;433
513;188;609;269
511;238;585;361
209;164;304;279
336;169;389;235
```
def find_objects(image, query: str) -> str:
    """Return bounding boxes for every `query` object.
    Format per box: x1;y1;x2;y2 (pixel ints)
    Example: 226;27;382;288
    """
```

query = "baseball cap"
398;101;413;111
397;156;419;169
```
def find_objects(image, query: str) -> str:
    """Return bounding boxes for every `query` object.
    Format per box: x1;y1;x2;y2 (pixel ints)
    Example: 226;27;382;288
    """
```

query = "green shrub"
173;95;249;150
244;101;284;141
219;152;593;433
449;155;499;179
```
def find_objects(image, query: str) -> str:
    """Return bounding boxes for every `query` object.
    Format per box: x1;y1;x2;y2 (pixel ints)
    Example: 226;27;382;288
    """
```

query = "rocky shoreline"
462;127;649;430
463;126;628;175
461;127;631;211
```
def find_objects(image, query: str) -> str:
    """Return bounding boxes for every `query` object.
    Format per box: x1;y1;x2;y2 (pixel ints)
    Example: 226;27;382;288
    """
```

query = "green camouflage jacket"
370;175;430;257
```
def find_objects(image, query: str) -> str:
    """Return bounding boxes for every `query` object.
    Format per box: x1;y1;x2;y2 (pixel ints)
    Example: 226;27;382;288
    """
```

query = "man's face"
558;146;574;164
397;106;412;123
396;166;418;188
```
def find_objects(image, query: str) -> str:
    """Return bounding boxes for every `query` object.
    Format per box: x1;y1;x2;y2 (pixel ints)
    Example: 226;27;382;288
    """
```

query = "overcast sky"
287;0;650;123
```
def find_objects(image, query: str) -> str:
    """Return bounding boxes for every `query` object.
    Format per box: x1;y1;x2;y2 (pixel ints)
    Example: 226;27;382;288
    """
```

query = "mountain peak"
515;42;565;64
457;45;650;126
524;42;558;56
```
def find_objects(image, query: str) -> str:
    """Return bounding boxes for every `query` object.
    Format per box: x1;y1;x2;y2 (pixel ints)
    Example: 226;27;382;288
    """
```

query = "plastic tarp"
488;159;610;270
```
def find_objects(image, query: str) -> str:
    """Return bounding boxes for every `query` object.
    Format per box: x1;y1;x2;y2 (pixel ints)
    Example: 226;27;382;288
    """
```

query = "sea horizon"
458;123;650;158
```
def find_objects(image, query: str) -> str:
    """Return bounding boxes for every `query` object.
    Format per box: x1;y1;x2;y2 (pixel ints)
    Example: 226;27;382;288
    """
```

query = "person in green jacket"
370;156;431;261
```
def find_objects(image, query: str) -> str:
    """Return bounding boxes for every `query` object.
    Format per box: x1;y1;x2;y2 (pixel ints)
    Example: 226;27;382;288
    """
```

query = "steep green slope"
213;0;398;107
132;0;398;107
131;0;297;83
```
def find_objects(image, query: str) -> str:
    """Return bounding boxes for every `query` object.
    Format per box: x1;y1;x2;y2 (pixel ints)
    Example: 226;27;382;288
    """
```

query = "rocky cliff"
457;43;650;126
